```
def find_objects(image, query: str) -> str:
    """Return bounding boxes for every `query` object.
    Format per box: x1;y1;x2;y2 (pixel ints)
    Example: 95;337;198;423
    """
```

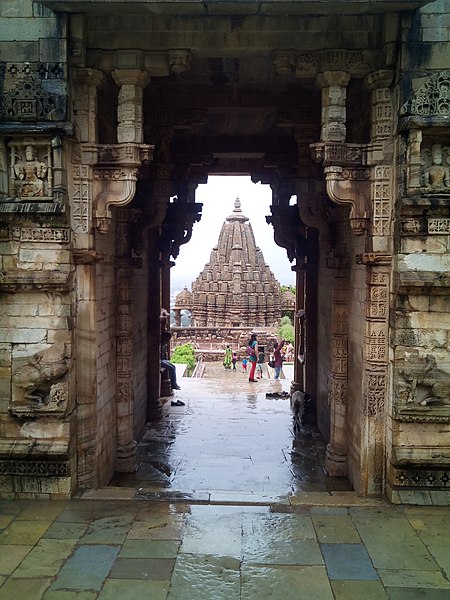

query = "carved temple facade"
0;0;449;503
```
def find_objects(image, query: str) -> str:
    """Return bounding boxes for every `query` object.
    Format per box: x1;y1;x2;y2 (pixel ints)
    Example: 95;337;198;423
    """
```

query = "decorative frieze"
11;227;70;243
364;369;387;417
428;218;450;234
0;62;66;122
0;460;70;477
295;50;378;78
401;71;450;119
392;467;450;488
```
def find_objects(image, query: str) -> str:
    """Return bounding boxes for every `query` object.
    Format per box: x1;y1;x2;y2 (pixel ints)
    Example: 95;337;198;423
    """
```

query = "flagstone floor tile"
0;577;52;600
109;557;175;580
330;579;389;599
0;544;32;574
426;544;450;578
12;538;77;577
43;592;97;600
385;588;450;600
0;520;52;545
119;539;180;558
321;543;379;580
49;545;120;591
311;513;361;543
378;568;450;588
42;521;89;540
98;579;169;600
78;515;134;545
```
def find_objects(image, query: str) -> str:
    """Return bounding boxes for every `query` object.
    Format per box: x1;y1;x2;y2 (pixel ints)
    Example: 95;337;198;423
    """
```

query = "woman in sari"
223;345;232;369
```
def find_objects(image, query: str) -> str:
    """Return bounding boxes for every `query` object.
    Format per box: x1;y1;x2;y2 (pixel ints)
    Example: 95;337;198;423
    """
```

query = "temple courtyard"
0;365;449;599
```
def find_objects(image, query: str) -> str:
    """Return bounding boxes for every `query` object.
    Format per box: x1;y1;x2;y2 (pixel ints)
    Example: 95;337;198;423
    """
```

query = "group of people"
223;336;286;382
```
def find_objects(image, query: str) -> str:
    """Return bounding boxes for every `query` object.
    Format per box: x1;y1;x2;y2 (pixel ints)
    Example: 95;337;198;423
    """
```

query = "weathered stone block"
0;328;46;343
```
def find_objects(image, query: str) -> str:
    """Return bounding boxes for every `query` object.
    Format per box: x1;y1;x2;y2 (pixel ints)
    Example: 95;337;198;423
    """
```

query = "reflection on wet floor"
111;363;352;500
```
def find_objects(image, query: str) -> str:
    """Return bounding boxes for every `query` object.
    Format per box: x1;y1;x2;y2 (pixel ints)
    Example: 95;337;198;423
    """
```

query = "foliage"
278;315;294;344
171;343;196;373
280;284;296;295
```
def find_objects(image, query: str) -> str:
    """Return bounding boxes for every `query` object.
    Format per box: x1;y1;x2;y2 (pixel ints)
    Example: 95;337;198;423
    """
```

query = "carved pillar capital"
72;68;106;144
316;70;351;89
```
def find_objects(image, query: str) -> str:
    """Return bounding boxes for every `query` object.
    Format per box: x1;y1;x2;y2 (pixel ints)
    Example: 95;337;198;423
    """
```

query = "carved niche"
401;71;450;120
0;137;66;210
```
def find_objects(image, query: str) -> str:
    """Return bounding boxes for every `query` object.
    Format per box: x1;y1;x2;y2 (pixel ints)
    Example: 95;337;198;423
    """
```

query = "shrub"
171;343;196;374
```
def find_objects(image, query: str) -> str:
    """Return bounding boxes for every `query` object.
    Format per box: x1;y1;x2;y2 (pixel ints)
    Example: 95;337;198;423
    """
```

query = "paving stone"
98;579;169;600
78;515;134;545
50;545;120;591
427;544;450;578
0;577;52;599
16;503;68;522
311;513;361;543
0;520;52;545
352;515;440;571
119;539;179;558
0;514;14;529
321;543;379;580
407;515;450;546
109;557;175;580
127;514;185;541
168;554;240;600
242;512;322;565
12;538;77;577
43;592;97;600
378;568;450;588
0;544;32;574
385;589;450;599
42;521;88;540
241;565;334;600
330;580;389;599
180;505;243;558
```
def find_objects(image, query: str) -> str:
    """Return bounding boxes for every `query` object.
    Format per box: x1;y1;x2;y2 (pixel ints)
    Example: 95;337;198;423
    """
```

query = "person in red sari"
248;333;258;382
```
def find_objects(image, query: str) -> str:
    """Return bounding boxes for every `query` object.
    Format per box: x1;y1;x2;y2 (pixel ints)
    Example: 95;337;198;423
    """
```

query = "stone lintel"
396;270;450;294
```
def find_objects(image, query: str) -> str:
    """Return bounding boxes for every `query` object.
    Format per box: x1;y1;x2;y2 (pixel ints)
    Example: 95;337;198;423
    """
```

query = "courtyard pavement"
0;363;449;599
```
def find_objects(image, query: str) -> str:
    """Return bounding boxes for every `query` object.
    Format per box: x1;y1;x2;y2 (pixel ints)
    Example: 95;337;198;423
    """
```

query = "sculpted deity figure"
421;144;450;190
13;144;48;198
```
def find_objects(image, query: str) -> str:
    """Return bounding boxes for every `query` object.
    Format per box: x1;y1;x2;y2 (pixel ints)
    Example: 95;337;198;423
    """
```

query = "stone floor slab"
50;545;120;591
321;543;379;580
427;544;450;578
385;588;450;599
378;568;450;588
78;515;134;545
16;503;68;522
109;557;175;580
168;554;240;600
330;580;389;599
127;514;185;541
0;577;52;600
311;513;361;543
119;539;179;558
12;538;76;577
42;521;88;540
98;579;169;600
43;592;97;600
0;544;32;574
0;520;52;545
407;515;450;546
352;515;440;571
241;564;334;600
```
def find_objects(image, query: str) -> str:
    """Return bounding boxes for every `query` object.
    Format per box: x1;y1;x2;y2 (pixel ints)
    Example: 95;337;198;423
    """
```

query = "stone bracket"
324;166;371;235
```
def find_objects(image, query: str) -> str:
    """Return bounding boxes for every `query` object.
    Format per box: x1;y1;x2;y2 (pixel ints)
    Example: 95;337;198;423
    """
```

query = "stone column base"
325;443;348;477
116;441;138;473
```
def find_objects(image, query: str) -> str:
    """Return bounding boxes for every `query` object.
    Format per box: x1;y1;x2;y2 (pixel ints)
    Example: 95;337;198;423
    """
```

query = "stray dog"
290;390;312;432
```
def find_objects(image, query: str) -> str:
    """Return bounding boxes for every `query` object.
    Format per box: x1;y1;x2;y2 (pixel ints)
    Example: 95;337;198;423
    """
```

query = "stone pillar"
316;71;350;143
293;263;305;391
357;71;394;494
115;208;137;472
73;68;106;144
325;257;350;477
147;228;163;421
112;69;150;144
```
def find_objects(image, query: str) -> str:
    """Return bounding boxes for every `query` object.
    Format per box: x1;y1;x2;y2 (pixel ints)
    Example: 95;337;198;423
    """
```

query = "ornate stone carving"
295;50;378;78
395;349;450;423
11;342;70;417
392;467;450;488
401;71;450;118
324;166;371;235
168;50;192;74
0;62;66;122
0;460;70;477
420;144;450;191
11;226;70;243
428;218;450;234
8;139;51;200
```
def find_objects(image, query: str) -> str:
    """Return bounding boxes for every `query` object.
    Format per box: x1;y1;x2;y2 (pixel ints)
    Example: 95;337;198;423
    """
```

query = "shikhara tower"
189;198;283;328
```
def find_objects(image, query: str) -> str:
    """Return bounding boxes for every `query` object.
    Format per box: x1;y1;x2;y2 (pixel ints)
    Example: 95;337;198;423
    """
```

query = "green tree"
279;315;294;344
171;343;196;374
280;284;296;295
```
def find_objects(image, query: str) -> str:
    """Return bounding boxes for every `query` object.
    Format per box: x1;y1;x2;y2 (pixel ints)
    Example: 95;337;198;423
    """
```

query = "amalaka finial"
234;197;242;213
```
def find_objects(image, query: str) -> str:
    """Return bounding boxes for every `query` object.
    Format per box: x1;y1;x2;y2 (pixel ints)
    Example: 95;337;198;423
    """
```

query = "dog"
290;390;312;432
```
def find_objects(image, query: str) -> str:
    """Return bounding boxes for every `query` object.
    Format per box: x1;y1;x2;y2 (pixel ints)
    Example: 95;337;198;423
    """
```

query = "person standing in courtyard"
256;346;265;379
223;344;232;369
242;356;248;372
248;333;258;382
273;339;285;380
232;351;237;370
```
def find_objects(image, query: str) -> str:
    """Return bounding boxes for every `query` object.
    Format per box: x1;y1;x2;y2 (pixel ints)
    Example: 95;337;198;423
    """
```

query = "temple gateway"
0;0;449;503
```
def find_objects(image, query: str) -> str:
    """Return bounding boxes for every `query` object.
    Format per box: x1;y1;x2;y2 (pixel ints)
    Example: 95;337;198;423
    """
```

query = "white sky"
171;175;296;294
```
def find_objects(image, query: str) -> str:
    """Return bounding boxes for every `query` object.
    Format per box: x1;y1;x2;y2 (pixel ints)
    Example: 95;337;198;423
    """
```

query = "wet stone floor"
111;362;352;502
1;364;450;598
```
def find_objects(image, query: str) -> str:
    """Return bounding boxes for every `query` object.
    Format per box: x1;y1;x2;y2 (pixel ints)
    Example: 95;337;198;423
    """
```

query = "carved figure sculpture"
421;144;450;190
12;145;48;198
12;342;69;405
397;351;450;407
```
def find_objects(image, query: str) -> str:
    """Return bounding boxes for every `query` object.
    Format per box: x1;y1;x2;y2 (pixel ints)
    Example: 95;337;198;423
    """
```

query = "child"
232;352;237;370
242;356;248;372
256;346;265;379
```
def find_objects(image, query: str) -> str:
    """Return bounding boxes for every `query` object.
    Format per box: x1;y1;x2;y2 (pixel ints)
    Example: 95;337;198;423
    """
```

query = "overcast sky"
171;176;296;294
